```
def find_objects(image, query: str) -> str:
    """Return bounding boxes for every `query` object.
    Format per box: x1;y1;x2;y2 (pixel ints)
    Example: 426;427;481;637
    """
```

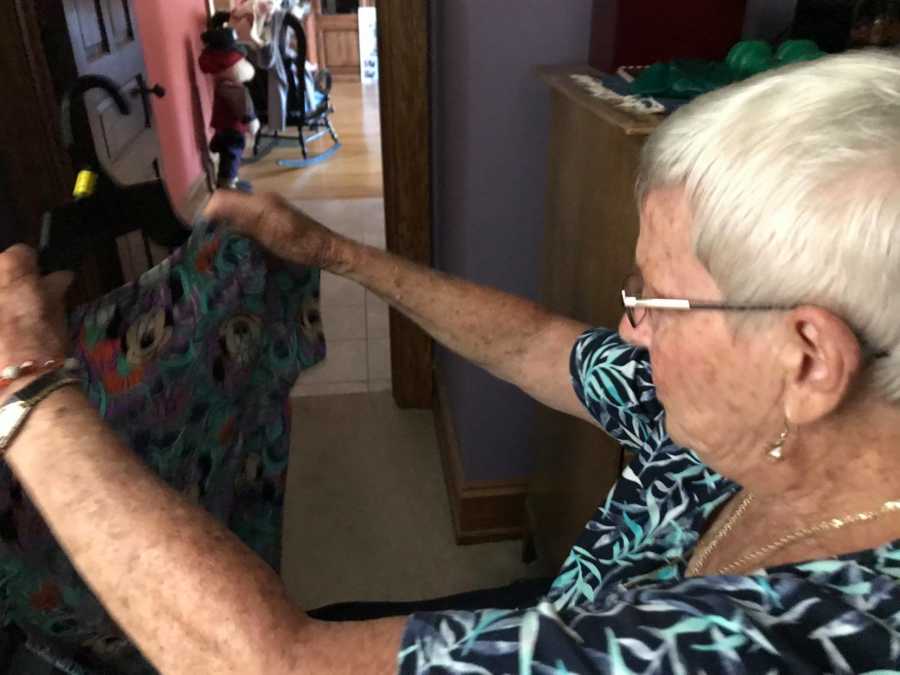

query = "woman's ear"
780;306;864;425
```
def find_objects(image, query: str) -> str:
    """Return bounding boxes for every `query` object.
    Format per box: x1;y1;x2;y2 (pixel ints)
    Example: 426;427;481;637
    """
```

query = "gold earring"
768;425;790;461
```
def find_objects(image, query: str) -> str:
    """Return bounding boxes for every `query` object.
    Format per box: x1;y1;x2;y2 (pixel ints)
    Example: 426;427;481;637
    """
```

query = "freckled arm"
330;235;595;422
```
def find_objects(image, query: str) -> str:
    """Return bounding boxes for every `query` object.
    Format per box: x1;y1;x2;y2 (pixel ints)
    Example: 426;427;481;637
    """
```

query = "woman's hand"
203;191;348;271
0;245;72;370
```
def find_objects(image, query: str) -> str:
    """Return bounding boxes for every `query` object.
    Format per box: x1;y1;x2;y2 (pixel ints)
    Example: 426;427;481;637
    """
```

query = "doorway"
225;0;416;402
2;0;432;409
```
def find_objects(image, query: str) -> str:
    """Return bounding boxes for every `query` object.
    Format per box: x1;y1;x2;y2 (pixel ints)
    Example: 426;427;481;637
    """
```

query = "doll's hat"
199;27;248;74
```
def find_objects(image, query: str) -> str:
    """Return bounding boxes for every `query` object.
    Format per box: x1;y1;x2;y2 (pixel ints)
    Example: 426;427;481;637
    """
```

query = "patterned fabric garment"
399;328;900;674
0;222;325;674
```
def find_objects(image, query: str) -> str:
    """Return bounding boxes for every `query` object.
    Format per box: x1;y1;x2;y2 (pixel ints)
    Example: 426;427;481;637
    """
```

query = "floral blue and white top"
398;328;900;674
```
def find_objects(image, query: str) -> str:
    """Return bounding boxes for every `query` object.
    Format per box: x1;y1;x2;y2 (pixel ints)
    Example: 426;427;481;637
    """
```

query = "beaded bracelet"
0;358;80;392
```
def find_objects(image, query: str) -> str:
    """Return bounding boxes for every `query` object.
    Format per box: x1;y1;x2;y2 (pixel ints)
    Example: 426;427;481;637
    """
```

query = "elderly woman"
2;50;900;673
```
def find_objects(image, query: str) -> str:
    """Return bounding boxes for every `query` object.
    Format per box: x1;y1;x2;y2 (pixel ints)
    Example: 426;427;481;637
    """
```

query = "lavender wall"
432;0;593;483
430;1;801;485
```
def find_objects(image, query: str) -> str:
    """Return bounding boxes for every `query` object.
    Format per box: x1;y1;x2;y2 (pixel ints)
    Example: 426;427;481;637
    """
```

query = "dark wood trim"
0;1;73;249
16;1;73;196
377;0;433;409
4;0;126;303
433;373;464;536
434;372;528;544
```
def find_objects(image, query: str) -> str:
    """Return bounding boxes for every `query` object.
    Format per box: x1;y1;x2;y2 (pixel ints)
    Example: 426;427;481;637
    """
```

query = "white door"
62;0;173;280
62;0;162;185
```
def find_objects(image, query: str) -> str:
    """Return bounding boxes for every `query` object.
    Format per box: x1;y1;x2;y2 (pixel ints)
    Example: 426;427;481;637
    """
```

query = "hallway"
243;79;537;608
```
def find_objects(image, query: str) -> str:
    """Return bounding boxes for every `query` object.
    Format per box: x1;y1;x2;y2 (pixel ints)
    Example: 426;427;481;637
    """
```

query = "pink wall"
133;1;213;215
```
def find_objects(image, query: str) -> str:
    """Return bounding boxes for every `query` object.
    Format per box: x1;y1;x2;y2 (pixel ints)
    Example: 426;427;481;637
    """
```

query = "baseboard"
433;372;528;545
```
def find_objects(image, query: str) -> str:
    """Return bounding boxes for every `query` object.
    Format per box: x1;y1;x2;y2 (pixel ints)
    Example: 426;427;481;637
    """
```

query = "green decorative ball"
727;41;775;80
776;39;826;64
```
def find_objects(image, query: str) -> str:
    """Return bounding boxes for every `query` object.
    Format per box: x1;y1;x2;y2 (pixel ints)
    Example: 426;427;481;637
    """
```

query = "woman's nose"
618;312;652;349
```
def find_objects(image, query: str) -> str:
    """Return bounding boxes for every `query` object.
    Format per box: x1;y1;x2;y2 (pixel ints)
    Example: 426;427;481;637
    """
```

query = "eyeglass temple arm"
621;292;692;310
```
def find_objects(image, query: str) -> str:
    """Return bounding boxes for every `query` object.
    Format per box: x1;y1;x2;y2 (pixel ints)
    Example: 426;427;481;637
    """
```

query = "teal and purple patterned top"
0;223;325;674
398;328;900;674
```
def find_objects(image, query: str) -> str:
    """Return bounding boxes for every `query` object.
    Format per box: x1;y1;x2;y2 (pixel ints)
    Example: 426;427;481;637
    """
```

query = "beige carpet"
282;391;540;610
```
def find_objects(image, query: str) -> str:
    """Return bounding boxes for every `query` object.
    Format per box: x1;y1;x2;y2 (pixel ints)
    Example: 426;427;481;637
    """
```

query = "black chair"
40;75;190;296
246;11;341;167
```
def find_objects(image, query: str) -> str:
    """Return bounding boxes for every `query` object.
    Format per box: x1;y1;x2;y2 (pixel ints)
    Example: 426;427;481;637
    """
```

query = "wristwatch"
0;369;82;453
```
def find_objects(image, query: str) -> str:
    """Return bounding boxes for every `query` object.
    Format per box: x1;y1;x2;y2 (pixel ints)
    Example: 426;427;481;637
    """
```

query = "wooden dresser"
527;66;662;572
306;0;375;81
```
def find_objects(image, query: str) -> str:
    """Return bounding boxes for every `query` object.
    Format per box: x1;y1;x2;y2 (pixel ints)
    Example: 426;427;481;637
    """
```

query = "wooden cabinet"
528;66;660;572
307;0;375;81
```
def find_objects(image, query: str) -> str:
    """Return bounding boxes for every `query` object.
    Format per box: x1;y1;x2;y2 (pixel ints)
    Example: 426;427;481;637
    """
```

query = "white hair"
638;50;900;402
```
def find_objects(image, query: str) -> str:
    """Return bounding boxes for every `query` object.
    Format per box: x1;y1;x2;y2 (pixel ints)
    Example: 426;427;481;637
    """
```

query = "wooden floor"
241;80;384;200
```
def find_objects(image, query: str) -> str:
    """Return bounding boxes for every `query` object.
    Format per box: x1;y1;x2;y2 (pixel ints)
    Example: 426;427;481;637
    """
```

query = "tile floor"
283;392;539;609
288;198;392;397
280;198;541;609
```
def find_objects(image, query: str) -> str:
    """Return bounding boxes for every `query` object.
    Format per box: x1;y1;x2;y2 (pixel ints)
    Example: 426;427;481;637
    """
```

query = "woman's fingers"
184;186;215;225
201;191;339;268
0;245;39;287
203;190;268;236
0;246;70;364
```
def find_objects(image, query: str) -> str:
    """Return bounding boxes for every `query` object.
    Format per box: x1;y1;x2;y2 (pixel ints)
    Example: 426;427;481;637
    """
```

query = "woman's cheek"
652;345;699;427
649;350;675;410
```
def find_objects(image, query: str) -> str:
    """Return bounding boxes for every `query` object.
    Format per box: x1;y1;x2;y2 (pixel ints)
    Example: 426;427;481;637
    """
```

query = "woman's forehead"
636;189;694;275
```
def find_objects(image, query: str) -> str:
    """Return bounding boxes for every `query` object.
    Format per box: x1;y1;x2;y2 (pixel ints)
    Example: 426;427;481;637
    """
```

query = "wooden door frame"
1;0;74;248
378;0;433;409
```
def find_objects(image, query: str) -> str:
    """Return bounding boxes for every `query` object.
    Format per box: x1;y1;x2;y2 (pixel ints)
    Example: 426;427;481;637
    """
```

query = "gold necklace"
686;492;754;576
686;493;900;576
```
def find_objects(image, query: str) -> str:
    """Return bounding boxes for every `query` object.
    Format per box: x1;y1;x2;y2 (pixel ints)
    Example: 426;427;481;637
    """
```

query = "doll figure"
199;27;260;190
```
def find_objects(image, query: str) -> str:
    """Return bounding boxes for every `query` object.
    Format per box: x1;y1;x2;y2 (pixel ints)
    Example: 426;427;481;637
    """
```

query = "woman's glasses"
621;272;794;329
620;272;889;358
